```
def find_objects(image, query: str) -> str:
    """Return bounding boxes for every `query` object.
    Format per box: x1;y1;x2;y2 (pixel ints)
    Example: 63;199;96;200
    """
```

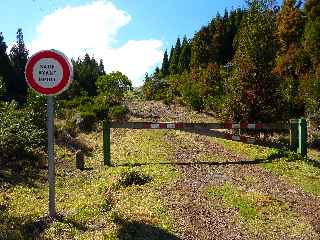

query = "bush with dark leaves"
0;103;46;161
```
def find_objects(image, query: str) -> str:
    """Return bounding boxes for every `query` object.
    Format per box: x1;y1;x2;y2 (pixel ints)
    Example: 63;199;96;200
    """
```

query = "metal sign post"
47;96;55;218
25;49;73;218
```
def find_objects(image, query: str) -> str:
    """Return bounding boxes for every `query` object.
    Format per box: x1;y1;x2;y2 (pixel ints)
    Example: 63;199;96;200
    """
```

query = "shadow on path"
0;160;46;188
0;211;88;239
117;220;180;240
181;127;289;149
116;156;278;168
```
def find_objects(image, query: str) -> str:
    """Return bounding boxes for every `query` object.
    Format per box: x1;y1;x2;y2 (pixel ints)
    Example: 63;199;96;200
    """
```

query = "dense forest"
143;0;320;123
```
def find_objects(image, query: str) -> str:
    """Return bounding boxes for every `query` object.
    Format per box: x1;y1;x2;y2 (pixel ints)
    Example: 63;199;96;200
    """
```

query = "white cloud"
100;40;163;83
29;0;163;86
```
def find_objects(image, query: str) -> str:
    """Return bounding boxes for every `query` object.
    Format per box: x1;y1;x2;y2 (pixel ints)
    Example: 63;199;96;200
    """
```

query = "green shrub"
25;89;47;129
96;71;132;105
183;86;204;111
163;90;174;105
108;105;127;120
110;210;126;224
62;96;93;110
181;79;205;111
125;88;144;101
0;105;46;161
92;96;109;118
75;96;109;120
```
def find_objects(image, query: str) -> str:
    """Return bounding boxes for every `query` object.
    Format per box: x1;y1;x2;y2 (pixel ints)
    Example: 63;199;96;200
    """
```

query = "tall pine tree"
169;38;181;75
275;0;304;51
161;49;170;77
61;55;104;99
9;28;29;103
208;14;225;64
99;59;106;75
221;9;244;64
79;53;100;96
177;36;191;73
0;32;12;101
190;26;211;69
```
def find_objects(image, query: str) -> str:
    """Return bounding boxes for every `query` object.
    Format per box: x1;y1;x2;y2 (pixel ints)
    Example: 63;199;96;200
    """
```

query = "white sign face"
32;58;63;89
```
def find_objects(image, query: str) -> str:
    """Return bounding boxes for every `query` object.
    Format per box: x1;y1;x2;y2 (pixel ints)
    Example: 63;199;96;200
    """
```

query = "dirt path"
161;133;320;239
128;101;320;239
161;136;248;239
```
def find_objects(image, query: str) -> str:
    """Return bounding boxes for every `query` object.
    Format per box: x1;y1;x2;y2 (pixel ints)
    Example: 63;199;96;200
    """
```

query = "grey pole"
47;96;56;218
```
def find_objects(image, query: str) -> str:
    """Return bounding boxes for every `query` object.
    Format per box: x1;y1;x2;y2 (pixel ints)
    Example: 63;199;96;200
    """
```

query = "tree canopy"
143;0;320;122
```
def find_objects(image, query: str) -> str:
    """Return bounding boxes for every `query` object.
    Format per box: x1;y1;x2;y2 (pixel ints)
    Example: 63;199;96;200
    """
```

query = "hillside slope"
1;101;320;239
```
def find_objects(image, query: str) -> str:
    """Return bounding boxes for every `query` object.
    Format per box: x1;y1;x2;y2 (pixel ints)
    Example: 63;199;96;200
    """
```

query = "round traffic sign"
25;49;73;95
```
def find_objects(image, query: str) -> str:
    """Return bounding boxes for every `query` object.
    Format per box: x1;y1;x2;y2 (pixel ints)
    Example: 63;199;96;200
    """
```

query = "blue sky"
1;0;282;86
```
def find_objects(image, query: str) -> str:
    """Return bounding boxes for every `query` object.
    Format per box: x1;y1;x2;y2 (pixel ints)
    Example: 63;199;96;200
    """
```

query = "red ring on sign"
25;50;71;95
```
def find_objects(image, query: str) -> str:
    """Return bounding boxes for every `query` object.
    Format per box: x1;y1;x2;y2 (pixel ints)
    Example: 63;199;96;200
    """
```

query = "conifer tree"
99;59;106;75
0;76;5;100
208;14;224;64
168;46;174;66
9;28;29;103
275;0;304;51
190;26;211;69
177;36;191;73
161;50;170;77
142;72;153;100
78;53;100;96
304;0;320;19
61;54;102;99
169;38;181;75
0;33;12;101
222;9;244;63
0;33;7;59
154;66;161;78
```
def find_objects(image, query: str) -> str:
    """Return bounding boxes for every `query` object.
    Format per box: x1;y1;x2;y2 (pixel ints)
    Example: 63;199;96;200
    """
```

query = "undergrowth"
0;126;179;239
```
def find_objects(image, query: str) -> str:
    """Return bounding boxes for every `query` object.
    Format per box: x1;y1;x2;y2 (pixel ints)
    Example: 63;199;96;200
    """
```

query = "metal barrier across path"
102;118;308;166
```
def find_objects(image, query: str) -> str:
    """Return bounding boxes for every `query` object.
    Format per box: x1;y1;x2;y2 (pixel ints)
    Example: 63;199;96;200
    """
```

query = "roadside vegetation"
0;0;320;239
143;0;320;126
0;127;179;239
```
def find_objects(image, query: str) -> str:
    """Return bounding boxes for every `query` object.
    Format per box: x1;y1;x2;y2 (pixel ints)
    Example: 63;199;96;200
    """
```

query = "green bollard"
298;118;308;157
103;120;111;166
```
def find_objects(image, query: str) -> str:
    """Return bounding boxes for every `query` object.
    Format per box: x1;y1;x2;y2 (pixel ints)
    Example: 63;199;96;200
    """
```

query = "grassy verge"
0;127;179;239
211;137;320;196
207;182;316;238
